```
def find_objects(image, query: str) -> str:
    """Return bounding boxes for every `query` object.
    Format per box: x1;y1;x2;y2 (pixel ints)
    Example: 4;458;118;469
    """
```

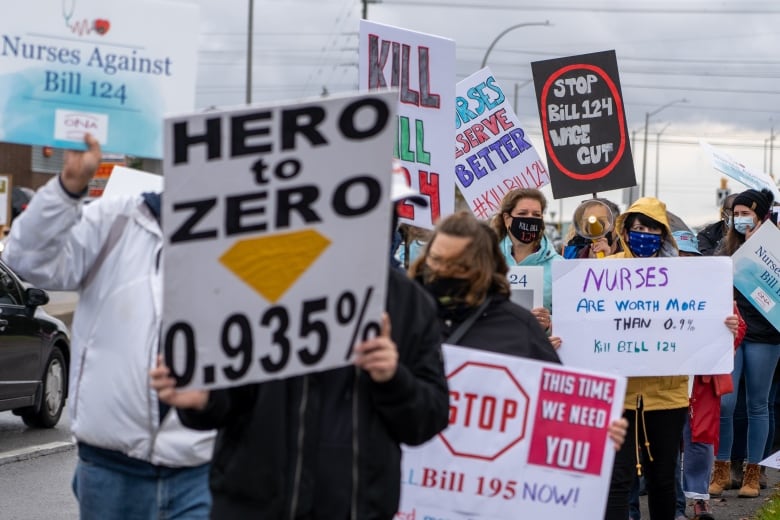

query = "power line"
382;0;780;14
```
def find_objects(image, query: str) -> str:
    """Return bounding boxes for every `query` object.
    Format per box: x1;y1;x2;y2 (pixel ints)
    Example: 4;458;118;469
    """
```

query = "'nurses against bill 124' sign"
531;50;636;199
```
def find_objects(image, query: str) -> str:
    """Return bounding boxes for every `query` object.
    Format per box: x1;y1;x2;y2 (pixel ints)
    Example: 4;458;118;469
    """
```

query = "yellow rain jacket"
609;197;689;412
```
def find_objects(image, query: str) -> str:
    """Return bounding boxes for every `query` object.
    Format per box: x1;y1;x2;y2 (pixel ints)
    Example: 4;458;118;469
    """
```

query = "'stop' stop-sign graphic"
440;361;530;461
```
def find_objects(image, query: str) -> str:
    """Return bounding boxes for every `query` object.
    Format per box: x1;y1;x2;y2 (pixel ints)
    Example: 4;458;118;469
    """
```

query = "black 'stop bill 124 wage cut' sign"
531;50;636;199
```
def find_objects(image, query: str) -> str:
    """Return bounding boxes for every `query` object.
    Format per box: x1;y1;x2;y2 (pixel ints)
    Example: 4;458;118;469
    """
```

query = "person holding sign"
710;188;780;499
151;196;450;518
2;135;215;519
411;211;560;362
603;197;741;520
490;188;561;331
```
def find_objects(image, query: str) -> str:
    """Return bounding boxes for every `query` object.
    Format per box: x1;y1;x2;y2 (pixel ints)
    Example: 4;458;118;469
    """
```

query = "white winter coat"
4;177;214;467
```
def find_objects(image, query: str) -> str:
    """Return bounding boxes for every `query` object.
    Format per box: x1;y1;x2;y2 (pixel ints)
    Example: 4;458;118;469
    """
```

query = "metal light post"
654;122;671;199
641;99;686;197
481;21;551;69
245;0;254;104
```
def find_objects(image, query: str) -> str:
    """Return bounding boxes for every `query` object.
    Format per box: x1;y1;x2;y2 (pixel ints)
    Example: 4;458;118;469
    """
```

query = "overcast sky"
191;0;780;226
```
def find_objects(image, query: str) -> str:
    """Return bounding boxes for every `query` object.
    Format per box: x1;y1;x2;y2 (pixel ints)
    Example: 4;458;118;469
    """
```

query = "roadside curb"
0;440;75;466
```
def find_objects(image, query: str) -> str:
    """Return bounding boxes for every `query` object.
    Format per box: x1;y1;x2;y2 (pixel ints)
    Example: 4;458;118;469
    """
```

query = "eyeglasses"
426;253;470;276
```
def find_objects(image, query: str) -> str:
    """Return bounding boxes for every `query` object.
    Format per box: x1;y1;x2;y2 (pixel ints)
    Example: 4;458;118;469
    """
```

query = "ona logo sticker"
54;109;109;143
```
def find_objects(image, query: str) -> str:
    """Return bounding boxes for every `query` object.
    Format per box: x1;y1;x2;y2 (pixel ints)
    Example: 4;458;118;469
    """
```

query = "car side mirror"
25;287;49;307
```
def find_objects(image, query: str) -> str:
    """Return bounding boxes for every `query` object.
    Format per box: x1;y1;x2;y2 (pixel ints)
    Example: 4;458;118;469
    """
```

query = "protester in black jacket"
151;268;448;520
697;192;737;256
409;211;559;362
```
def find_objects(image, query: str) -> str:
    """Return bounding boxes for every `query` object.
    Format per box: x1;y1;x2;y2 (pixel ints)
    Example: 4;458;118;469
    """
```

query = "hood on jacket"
614;197;678;258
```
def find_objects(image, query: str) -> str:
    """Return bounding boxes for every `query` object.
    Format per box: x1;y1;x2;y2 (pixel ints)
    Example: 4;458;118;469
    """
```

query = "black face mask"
418;268;473;321
509;216;543;244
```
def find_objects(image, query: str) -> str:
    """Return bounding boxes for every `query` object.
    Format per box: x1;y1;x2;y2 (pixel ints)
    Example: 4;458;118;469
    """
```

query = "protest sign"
399;344;626;520
455;67;549;219
553;257;733;376
0;0;199;158
700;141;780;202
101;165;161;199
732;222;780;331
161;92;396;389
531;50;635;199
359;20;455;229
759;450;780;470
508;266;543;310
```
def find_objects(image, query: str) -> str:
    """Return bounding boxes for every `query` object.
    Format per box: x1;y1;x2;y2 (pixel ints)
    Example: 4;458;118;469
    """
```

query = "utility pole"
245;0;254;104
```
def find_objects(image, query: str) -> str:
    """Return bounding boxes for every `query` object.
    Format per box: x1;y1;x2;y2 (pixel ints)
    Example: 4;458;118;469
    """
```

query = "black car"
0;259;69;428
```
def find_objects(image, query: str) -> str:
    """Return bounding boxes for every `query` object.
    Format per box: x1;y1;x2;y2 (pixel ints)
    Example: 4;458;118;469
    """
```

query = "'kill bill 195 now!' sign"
531;50;636;199
161;92;396;389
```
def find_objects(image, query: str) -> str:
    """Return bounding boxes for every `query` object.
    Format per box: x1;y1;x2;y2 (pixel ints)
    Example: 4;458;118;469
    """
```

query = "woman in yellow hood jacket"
603;197;739;520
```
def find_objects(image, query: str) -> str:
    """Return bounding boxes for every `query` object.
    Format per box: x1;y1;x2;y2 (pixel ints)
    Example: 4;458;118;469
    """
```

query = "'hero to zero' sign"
531;50;636;199
161;92;396;390
399;345;626;520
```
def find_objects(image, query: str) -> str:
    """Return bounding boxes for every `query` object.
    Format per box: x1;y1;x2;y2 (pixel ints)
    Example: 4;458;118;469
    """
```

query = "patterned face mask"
627;230;662;257
509;216;543;244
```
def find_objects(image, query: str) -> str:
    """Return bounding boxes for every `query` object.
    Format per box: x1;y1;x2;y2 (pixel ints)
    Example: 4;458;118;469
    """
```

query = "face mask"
733;216;755;235
627;230;662;257
509;216;543;244
724;215;733;230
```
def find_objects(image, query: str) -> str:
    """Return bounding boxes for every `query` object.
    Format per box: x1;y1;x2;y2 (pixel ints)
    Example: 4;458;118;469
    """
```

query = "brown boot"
759;465;767;489
738;463;761;497
709;459;731;496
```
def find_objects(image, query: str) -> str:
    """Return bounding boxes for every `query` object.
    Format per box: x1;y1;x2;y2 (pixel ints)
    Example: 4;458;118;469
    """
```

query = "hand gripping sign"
399;345;626;520
161;92;397;390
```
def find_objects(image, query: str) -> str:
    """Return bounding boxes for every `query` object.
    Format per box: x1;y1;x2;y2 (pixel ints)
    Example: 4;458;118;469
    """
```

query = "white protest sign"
508;266;543;310
101;166;162;199
161;92;396;389
700;141;780;202
399;344;626;520
759;450;780;470
455;67;550;219
732;222;780;331
0;0;199;158
359;20;455;230
553;258;734;376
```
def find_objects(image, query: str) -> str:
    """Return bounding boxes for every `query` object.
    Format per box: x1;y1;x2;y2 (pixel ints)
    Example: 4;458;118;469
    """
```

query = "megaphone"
572;199;615;258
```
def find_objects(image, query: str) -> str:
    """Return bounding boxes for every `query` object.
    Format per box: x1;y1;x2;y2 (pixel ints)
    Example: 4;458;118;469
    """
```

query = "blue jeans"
72;443;211;520
682;414;713;499
718;341;780;463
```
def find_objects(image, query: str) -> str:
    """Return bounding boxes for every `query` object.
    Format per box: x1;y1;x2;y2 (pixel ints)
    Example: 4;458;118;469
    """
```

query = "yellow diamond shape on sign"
220;229;331;303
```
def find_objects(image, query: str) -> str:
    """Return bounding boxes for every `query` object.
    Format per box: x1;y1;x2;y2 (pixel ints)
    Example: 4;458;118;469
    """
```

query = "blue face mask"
733;216;755;235
627;230;663;257
724;215;733;230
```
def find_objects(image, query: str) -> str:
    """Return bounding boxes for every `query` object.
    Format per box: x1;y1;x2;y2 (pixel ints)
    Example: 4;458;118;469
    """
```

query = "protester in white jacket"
3;134;215;519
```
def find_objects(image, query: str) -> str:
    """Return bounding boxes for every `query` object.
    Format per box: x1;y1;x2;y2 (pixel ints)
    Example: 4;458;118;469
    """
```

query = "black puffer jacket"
178;269;449;519
440;293;561;363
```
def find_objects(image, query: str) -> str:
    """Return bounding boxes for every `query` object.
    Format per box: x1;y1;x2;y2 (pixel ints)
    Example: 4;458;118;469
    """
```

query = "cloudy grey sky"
191;0;780;226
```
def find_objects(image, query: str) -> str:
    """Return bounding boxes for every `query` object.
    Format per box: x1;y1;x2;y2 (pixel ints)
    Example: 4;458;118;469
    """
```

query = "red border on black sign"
540;63;626;181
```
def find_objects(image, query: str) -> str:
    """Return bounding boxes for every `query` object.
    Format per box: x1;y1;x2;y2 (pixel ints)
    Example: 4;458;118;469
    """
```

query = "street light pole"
481;21;551;69
641;98;686;197
654;122;671;199
245;0;254;104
